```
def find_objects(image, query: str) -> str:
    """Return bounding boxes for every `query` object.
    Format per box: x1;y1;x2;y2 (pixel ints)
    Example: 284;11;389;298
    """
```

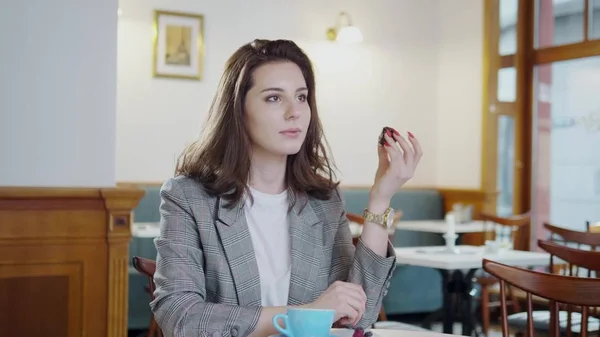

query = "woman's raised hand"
370;127;422;204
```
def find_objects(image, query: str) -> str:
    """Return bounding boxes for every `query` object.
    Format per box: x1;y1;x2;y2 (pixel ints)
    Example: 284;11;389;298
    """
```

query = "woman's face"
244;61;311;160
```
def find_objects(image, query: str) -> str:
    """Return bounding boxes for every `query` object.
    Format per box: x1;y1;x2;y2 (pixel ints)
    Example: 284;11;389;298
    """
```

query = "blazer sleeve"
328;188;397;328
150;178;261;337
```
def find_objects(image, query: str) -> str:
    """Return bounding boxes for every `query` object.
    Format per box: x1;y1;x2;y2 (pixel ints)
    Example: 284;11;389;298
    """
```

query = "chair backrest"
133;256;158;299
483;259;600;337
544;223;600;249
538;239;600;278
479;211;530;251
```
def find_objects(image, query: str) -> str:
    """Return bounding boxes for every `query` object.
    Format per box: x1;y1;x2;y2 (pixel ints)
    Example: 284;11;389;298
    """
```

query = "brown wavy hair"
175;39;339;207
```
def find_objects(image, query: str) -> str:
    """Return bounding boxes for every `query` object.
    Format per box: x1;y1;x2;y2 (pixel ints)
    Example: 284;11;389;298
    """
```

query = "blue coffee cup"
273;308;335;337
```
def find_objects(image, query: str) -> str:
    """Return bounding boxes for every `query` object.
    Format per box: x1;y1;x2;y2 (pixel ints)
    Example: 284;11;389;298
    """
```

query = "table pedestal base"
421;269;484;336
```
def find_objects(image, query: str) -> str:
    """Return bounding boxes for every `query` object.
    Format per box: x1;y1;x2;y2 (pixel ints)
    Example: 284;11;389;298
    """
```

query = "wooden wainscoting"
117;182;493;246
0;187;144;337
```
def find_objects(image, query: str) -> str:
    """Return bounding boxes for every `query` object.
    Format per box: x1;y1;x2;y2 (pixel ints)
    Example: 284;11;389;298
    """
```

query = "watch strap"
363;208;391;228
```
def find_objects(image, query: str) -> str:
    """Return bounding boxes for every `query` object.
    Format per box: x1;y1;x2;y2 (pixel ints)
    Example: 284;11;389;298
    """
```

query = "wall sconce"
326;11;363;43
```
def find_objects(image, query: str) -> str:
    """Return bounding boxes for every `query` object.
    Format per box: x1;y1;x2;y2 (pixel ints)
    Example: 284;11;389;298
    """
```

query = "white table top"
394;245;550;270
132;222;160;238
395;220;487;233
331;328;452;337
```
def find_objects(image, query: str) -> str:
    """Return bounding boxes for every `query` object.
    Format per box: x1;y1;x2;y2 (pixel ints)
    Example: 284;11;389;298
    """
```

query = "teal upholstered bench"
340;188;444;316
127;185;446;329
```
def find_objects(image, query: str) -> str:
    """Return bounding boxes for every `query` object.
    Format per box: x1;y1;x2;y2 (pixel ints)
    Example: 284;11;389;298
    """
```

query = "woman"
151;39;422;337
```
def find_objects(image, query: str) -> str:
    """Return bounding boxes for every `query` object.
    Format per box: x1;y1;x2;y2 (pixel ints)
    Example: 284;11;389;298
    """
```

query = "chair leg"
148;316;160;337
481;286;490;335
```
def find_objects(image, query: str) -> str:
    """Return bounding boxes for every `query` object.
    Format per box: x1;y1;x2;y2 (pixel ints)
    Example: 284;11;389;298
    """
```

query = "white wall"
435;0;484;189
116;0;450;187
0;0;118;187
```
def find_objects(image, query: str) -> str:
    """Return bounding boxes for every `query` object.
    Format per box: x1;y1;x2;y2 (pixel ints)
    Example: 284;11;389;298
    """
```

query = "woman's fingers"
336;302;360;326
337;283;366;326
391;130;415;168
407;131;423;165
383;133;406;170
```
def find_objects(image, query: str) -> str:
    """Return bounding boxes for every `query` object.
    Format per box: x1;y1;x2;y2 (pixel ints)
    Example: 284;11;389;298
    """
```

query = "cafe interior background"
1;0;599;336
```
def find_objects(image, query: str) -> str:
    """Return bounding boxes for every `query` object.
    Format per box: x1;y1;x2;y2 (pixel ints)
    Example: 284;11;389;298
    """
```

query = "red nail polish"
384;141;391;147
386;129;392;137
392;128;400;136
408;131;414;138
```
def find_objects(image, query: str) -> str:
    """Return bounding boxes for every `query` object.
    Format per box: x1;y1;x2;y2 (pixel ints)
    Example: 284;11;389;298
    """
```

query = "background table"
395;220;487;233
394;245;550;336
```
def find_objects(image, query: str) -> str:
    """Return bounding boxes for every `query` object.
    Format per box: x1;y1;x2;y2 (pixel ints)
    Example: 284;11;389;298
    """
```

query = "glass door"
531;0;600;242
532;55;600;232
484;0;600;249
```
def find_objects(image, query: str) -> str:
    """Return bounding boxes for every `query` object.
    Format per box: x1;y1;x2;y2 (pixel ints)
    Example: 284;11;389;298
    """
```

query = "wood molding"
116;181;164;188
0;186;144;337
437;188;498;246
534;40;600;64
437;188;491;215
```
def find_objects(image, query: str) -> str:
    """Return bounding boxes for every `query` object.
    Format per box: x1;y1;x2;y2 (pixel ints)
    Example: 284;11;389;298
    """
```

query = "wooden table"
394;245;550;336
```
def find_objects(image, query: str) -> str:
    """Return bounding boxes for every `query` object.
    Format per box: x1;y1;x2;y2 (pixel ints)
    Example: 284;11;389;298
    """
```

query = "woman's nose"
284;101;301;120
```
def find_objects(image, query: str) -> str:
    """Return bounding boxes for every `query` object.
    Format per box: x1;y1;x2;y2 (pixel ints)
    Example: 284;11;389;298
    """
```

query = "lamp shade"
336;25;363;43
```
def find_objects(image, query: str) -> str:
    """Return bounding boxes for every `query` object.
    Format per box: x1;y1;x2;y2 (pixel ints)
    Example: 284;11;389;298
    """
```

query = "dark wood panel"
0;275;69;337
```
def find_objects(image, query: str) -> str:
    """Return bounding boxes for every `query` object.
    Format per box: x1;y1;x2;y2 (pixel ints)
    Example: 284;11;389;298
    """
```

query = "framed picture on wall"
152;10;204;80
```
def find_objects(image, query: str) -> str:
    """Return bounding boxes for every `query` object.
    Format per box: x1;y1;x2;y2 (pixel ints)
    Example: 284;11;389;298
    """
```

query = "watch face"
386;209;395;228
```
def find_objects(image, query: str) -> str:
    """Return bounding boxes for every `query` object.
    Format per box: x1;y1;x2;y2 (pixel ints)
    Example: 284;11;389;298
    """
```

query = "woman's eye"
266;95;280;102
297;94;307;102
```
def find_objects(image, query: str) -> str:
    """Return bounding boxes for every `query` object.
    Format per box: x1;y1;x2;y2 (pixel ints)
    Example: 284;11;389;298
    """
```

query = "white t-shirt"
244;186;292;307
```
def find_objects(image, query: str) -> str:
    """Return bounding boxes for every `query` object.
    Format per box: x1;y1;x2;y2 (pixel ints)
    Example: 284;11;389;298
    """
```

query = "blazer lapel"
214;197;262;306
287;192;324;305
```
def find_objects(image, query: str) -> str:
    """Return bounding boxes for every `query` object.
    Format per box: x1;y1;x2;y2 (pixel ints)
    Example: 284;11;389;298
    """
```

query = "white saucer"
275;328;378;337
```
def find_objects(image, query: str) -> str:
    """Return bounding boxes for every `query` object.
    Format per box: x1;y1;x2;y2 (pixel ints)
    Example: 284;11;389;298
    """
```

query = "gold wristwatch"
363;207;395;229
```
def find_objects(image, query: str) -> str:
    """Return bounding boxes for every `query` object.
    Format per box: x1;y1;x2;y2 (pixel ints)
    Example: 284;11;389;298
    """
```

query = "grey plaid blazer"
150;176;397;337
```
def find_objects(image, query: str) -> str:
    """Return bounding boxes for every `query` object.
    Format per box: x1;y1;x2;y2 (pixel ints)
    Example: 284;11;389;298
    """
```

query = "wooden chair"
498;225;600;336
475;211;531;335
483;258;600;337
538;239;600;279
132;256;163;337
536;240;600;327
504;240;600;330
544;222;600;252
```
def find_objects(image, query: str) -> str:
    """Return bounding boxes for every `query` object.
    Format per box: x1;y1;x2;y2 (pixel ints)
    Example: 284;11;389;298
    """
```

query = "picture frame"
152;10;204;80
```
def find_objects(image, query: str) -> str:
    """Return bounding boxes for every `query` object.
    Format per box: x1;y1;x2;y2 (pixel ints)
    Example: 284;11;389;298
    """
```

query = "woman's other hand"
305;281;367;327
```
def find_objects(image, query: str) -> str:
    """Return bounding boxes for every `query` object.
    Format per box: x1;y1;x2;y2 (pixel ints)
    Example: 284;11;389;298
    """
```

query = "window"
482;0;600;247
